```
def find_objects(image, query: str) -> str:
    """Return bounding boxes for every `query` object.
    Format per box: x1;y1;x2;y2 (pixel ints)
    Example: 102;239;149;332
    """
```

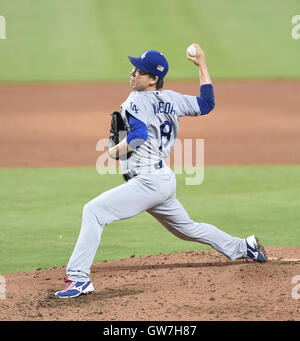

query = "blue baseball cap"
128;50;169;79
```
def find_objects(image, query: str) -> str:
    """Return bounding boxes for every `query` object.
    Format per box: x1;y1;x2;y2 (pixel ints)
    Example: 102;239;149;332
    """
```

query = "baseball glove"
108;111;133;160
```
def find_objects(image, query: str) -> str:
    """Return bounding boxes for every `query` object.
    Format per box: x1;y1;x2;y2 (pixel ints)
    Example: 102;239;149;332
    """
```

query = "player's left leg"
147;195;247;260
65;168;173;283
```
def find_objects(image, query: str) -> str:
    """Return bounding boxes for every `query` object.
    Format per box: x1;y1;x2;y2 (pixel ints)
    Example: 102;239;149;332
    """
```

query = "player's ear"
150;76;159;87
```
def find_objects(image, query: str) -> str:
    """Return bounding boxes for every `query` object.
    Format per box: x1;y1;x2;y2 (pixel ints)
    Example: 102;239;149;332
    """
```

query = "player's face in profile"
130;68;157;91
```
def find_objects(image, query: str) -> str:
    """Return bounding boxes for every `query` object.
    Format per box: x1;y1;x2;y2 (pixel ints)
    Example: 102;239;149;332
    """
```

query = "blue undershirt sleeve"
126;113;148;149
196;84;215;115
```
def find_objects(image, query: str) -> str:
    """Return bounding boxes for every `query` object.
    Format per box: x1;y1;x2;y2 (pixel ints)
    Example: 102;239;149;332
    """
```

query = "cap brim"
128;56;152;74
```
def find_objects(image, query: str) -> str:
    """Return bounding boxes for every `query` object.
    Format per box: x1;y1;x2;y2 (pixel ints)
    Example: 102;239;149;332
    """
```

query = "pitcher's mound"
1;246;300;321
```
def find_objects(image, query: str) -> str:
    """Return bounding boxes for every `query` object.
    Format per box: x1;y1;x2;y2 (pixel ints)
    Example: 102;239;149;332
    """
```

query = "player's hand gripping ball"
187;44;197;57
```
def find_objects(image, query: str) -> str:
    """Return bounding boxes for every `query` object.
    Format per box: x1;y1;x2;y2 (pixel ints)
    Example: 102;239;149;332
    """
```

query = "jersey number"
160;120;173;148
130;102;139;114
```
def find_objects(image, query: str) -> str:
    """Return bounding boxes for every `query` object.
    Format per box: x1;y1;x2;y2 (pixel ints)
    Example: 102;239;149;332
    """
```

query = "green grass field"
0;0;299;82
1;165;299;274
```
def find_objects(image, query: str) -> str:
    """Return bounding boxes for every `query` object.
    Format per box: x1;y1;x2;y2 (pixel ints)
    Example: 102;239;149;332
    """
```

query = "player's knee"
82;201;97;219
82;199;106;226
82;201;91;212
82;202;92;221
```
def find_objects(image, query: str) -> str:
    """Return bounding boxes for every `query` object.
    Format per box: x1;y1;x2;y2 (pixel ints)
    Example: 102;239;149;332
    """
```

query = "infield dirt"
0;81;300;321
1;80;300;167
1;248;300;321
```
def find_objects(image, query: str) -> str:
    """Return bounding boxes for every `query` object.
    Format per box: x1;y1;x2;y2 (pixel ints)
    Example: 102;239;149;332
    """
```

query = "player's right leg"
147;195;250;261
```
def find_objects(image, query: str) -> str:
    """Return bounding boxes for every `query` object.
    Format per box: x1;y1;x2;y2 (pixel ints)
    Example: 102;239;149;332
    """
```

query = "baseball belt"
122;161;164;182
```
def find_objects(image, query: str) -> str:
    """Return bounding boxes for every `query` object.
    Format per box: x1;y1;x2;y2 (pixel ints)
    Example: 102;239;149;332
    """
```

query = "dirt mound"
1;246;300;321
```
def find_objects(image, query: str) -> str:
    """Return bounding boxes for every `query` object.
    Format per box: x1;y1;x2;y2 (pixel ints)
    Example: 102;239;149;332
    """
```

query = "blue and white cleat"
246;235;267;263
55;277;94;298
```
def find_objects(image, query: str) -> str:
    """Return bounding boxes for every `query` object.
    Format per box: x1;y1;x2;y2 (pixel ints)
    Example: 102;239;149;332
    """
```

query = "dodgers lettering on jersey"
120;90;201;172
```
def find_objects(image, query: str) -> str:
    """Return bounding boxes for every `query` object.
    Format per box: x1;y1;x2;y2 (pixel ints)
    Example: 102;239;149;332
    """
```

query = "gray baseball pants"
66;166;247;282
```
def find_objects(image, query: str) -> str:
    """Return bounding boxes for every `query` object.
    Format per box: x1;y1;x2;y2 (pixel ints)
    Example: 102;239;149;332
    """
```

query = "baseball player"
55;43;267;298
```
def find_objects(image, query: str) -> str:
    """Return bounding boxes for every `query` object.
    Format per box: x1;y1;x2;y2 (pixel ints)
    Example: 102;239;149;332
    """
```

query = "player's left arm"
108;137;133;160
108;114;148;159
187;43;215;115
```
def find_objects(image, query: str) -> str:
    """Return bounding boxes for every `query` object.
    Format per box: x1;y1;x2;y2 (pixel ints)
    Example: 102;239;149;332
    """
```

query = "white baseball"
187;45;197;57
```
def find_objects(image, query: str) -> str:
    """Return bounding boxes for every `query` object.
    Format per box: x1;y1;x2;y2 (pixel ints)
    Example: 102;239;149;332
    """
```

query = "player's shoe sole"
55;279;94;298
246;235;267;263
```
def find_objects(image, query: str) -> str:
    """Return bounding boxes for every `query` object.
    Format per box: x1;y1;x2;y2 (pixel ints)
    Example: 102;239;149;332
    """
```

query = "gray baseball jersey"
65;88;248;283
120;90;200;172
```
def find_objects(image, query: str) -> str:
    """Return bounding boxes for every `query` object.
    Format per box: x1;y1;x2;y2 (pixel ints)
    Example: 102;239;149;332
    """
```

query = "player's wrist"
197;58;207;68
108;146;118;159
